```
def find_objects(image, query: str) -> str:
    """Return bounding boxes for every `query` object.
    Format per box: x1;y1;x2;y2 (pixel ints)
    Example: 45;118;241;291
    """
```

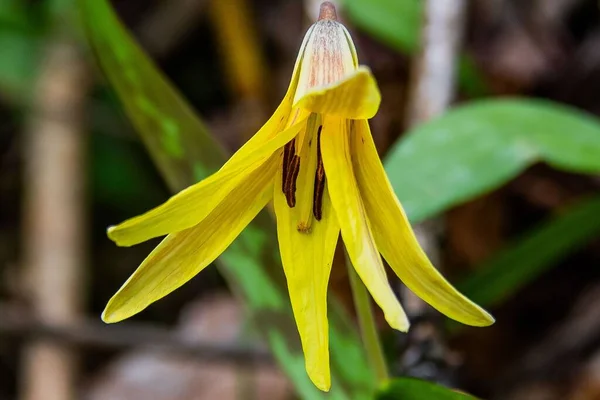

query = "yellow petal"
320;117;409;331
107;117;305;247
102;155;278;322
294;67;381;120
350;120;495;327
107;24;319;248
273;137;340;392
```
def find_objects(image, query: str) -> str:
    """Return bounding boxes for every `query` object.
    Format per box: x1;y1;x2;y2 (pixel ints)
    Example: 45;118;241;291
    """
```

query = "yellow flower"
103;2;494;392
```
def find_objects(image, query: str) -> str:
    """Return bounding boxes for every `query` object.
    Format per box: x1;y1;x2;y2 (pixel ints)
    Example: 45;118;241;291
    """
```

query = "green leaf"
385;99;600;223
91;132;165;212
0;0;36;30
0;29;38;102
80;0;223;192
0;1;40;103
343;0;422;54
457;196;600;308
377;378;478;400
79;0;375;398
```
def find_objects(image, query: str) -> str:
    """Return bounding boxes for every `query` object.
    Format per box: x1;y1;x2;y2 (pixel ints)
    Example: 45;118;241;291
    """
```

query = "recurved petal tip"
294;66;381;119
385;310;410;333
101;296;131;324
106;225;116;238
318;2;337;21
307;368;331;392
106;225;130;247
473;309;496;327
101;308;116;324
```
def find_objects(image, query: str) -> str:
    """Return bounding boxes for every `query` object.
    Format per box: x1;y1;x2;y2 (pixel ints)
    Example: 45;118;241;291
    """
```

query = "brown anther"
313;126;325;221
282;139;300;208
318;1;338;21
282;139;295;192
287;156;300;207
283;153;300;208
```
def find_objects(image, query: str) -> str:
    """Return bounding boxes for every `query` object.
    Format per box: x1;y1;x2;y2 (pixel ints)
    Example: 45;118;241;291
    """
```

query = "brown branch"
0;304;273;366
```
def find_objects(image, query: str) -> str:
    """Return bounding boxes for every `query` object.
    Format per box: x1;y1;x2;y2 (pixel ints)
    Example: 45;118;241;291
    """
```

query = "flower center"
281;113;325;233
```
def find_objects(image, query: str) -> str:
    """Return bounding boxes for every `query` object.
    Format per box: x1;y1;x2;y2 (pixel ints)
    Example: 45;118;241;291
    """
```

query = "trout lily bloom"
104;3;494;392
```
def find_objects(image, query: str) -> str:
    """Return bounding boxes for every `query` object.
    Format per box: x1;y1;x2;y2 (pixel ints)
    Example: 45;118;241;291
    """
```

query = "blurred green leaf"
0;29;38;101
377;378;478;400
91;132;165;212
80;0;223;192
343;0;488;96
0;0;37;29
458;54;488;98
0;1;40;102
385;99;600;223
457;196;600;308
79;0;375;398
344;0;422;53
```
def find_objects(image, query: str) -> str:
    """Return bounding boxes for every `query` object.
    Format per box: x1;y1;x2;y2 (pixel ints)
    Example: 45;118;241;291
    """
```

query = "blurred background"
2;0;600;399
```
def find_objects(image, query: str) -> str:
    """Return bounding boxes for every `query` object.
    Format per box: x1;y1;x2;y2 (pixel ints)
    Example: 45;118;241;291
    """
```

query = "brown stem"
0;303;272;366
20;39;89;400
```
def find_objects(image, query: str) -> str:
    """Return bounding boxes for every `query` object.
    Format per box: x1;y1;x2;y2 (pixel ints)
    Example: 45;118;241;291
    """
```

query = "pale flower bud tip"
318;2;337;21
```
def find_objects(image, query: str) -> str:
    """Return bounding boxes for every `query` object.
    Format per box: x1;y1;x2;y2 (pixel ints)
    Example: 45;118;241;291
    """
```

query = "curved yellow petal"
107;24;318;248
350;120;495;327
320;117;409;332
294;67;381;120
273;146;340;392
107;118;305;247
102;155;278;322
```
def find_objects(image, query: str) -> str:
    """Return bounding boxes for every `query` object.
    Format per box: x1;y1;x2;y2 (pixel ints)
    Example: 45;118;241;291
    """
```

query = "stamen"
279;114;323;231
285;155;301;207
313;126;325;221
282;139;295;194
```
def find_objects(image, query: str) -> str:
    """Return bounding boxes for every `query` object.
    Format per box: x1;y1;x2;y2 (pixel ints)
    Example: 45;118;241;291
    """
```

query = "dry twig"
20;39;89;400
0;303;272;366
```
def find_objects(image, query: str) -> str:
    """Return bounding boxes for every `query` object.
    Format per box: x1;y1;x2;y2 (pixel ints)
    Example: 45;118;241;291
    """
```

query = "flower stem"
346;254;390;384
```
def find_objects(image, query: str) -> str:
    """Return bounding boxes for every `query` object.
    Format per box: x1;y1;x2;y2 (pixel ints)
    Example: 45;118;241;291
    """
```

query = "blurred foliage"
79;0;375;398
385;99;600;223
376;378;478;400
343;0;488;96
343;0;422;53
0;0;41;102
91;131;165;212
457;195;600;308
83;0;224;192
